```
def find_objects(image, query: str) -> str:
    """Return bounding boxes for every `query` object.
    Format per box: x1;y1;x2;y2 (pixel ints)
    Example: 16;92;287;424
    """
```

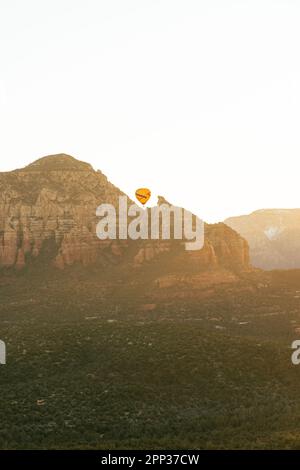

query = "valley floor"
1;268;300;449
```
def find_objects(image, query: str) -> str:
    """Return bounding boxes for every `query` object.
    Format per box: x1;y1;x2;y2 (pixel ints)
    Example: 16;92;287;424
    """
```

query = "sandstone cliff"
0;154;250;273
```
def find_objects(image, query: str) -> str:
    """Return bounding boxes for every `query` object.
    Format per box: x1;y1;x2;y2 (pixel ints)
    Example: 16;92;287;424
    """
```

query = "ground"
1;268;300;449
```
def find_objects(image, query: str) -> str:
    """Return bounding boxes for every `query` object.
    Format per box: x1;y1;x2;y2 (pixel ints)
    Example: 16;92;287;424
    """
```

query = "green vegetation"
1;268;300;449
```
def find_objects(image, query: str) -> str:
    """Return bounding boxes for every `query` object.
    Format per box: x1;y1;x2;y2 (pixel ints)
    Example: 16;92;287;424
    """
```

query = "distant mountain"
225;209;300;270
0;154;250;277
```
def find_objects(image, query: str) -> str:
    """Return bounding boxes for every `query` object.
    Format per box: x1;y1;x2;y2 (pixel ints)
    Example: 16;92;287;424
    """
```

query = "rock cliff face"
0;154;250;273
225;209;300;270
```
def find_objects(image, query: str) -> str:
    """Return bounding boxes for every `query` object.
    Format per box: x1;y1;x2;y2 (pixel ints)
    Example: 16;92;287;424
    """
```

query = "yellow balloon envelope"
135;188;151;205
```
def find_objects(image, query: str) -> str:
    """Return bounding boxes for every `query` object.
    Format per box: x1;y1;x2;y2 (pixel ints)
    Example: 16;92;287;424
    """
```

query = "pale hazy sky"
0;0;300;222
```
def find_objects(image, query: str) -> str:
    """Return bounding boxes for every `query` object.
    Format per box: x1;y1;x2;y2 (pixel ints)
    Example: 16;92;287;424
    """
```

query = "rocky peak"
0;154;250;273
22;154;94;172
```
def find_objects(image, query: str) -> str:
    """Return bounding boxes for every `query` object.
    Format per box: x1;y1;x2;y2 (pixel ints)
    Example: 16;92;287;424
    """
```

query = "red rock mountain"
0;154;250;273
225;209;300;270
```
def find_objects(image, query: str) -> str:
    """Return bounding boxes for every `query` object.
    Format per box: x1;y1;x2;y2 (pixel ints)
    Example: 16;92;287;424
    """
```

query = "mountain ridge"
23;153;94;172
225;209;300;269
0;154;250;276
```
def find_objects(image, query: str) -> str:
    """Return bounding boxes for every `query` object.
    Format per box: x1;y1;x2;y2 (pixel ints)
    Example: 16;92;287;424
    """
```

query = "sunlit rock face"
0;154;250;273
